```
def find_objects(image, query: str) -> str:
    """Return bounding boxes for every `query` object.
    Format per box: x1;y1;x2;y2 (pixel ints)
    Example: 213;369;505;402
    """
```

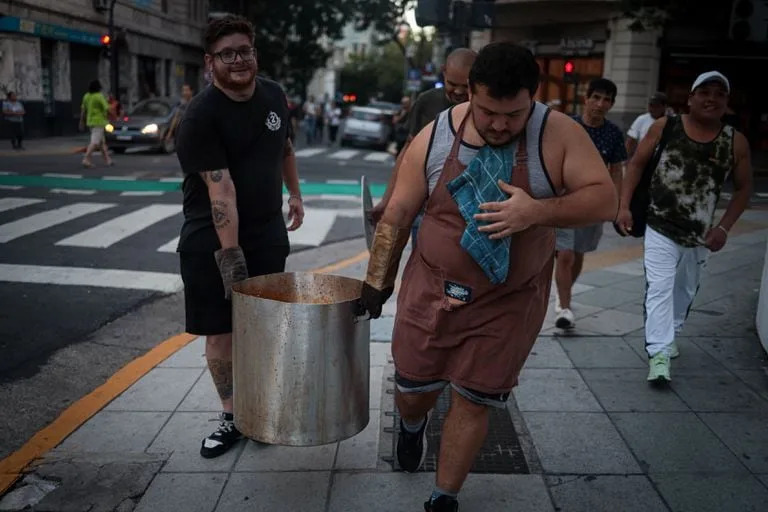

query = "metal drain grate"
384;384;530;474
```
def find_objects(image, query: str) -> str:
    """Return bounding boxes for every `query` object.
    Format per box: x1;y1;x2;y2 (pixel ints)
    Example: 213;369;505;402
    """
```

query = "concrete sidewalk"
2;214;768;511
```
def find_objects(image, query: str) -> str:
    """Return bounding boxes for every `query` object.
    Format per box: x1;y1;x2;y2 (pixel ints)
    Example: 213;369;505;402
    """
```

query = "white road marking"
102;175;136;181
120;191;165;196
0;203;115;243
363;151;391;162
326;179;359;185
50;189;96;195
55;204;182;248
157;236;180;253
294;148;326;158
329;150;359;160
287;208;338;247
0;197;45;213
43;173;83;178
0;263;182;293
0;185;23;190
756;192;768;198
0;171;16;176
160;177;183;183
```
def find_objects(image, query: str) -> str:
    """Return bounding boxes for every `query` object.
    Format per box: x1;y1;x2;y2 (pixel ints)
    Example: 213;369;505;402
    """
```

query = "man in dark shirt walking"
554;78;627;330
175;15;304;458
370;48;477;224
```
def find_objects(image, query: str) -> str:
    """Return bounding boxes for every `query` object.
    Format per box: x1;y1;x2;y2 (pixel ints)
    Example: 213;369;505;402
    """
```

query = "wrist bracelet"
716;225;728;236
289;194;302;202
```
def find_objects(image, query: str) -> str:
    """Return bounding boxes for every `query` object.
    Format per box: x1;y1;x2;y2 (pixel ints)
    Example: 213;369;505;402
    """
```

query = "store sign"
560;38;595;56
0;16;102;46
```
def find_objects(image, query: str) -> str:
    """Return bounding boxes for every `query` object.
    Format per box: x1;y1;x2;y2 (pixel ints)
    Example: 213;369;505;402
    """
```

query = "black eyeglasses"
214;47;256;64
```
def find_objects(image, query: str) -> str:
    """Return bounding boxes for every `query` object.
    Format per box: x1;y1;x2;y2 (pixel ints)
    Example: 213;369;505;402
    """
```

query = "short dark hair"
469;42;540;99
205;15;255;53
88;80;102;93
587;78;618;102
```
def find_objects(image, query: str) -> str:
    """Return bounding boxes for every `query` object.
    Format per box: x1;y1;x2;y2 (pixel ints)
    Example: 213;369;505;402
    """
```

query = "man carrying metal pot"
357;42;617;512
175;15;304;459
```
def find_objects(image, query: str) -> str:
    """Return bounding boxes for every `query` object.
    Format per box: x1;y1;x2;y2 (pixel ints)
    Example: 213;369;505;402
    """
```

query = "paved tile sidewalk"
3;217;768;511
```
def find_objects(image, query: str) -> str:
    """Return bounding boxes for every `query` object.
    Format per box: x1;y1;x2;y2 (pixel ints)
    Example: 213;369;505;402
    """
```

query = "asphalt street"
0;146;392;380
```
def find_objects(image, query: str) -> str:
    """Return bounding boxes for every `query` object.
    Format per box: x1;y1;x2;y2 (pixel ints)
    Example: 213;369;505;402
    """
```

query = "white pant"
643;226;709;357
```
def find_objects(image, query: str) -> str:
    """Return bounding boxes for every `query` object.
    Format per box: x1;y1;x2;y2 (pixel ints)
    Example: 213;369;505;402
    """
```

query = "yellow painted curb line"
0;332;196;494
0;250;370;495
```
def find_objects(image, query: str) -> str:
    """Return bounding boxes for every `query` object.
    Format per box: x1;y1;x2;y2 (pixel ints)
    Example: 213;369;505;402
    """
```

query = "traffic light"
729;0;768;41
100;34;112;59
563;60;577;83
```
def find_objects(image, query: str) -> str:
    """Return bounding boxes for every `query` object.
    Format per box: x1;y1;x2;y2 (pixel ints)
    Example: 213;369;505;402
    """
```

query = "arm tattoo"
207;358;233;401
283;139;294;158
211;199;231;229
209;169;224;182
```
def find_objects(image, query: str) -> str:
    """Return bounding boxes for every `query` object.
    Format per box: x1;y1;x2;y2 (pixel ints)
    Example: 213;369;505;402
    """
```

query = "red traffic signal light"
100;34;111;45
564;61;575;74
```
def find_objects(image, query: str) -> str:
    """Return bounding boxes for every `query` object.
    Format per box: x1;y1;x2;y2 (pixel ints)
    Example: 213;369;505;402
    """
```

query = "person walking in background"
327;101;341;144
80;80;113;168
393;95;412;156
302;96;317;145
165;83;195;147
626;92;668;157
3;92;25;150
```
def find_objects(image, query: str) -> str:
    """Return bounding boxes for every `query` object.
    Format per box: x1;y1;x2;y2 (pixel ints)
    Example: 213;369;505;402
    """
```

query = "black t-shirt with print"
176;78;290;252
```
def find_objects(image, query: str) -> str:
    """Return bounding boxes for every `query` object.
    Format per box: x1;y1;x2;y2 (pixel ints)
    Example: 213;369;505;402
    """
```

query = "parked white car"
339;106;393;150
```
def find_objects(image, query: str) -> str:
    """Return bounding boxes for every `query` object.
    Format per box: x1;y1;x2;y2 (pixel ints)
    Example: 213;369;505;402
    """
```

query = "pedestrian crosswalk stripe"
0;185;22;190
51;189;96;195
0;171;16;176
0;197;44;213
160;177;183;183
55;204;181;248
288;208;338;247
0;263;182;293
363;152;391;162
294;148;326;158
329;149;359;160
157;236;179;253
103;176;136;181
0;203;115;243
120;191;164;196
326;179;359;185
43;173;83;179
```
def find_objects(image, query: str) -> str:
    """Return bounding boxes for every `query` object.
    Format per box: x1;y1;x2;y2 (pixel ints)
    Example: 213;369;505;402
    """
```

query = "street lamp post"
108;0;119;98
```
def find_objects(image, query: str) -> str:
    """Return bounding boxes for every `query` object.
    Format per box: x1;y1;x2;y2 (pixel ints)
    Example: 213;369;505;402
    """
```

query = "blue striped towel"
446;143;516;284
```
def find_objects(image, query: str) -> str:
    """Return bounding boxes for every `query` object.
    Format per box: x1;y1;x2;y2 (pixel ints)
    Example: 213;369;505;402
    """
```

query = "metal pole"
109;0;118;98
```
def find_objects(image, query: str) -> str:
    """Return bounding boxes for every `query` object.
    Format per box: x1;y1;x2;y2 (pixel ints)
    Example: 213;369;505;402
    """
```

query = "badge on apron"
444;280;472;303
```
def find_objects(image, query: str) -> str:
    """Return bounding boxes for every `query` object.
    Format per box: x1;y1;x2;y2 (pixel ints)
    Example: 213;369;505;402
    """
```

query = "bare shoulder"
732;129;750;152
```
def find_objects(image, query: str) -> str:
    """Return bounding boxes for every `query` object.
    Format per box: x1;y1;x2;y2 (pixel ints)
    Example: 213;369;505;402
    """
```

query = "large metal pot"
231;272;370;446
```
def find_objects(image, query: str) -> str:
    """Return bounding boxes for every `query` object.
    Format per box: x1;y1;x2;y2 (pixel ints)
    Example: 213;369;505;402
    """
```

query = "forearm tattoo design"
211;199;231;229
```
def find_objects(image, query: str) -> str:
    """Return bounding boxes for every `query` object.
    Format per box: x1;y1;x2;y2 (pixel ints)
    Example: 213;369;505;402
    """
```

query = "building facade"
0;0;208;138
487;0;768;153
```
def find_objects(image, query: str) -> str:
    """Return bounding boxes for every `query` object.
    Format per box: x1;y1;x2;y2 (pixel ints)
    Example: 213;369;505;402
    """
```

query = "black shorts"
180;246;289;335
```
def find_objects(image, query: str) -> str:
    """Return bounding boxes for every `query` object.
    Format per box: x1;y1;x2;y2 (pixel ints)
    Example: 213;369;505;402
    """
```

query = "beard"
471;109;522;148
213;62;257;90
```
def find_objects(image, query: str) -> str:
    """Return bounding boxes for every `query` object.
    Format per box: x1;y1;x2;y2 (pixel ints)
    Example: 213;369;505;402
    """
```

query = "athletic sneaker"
669;342;680;359
397;412;431;472
647;353;671;383
200;412;243;458
424;495;459;512
555;308;575;329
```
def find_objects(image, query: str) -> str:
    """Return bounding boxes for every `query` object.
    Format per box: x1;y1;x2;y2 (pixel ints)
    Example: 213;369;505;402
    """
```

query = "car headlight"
141;123;159;135
105;124;114;133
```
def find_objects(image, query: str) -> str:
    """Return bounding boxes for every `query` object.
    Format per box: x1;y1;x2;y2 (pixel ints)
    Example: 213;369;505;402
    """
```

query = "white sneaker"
669;342;680;359
555;308;575;329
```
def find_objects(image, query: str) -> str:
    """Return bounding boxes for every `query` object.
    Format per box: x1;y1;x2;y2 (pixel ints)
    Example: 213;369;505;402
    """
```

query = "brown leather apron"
392;110;555;394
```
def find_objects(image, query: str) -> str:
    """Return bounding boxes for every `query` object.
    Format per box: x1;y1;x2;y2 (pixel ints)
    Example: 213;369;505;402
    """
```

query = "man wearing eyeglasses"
175;15;304;459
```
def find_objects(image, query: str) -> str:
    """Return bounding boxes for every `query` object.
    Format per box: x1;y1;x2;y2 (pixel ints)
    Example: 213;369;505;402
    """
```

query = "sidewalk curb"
0;249;371;496
0;332;196;494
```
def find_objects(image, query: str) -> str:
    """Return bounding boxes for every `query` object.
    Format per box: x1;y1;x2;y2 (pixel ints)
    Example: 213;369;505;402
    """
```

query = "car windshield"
350;110;383;122
130;100;171;117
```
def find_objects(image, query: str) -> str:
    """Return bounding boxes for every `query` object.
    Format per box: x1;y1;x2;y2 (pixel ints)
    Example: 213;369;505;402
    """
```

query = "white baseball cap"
691;71;730;93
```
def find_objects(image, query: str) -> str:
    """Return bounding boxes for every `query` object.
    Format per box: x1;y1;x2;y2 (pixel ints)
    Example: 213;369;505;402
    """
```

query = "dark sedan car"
105;97;180;153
